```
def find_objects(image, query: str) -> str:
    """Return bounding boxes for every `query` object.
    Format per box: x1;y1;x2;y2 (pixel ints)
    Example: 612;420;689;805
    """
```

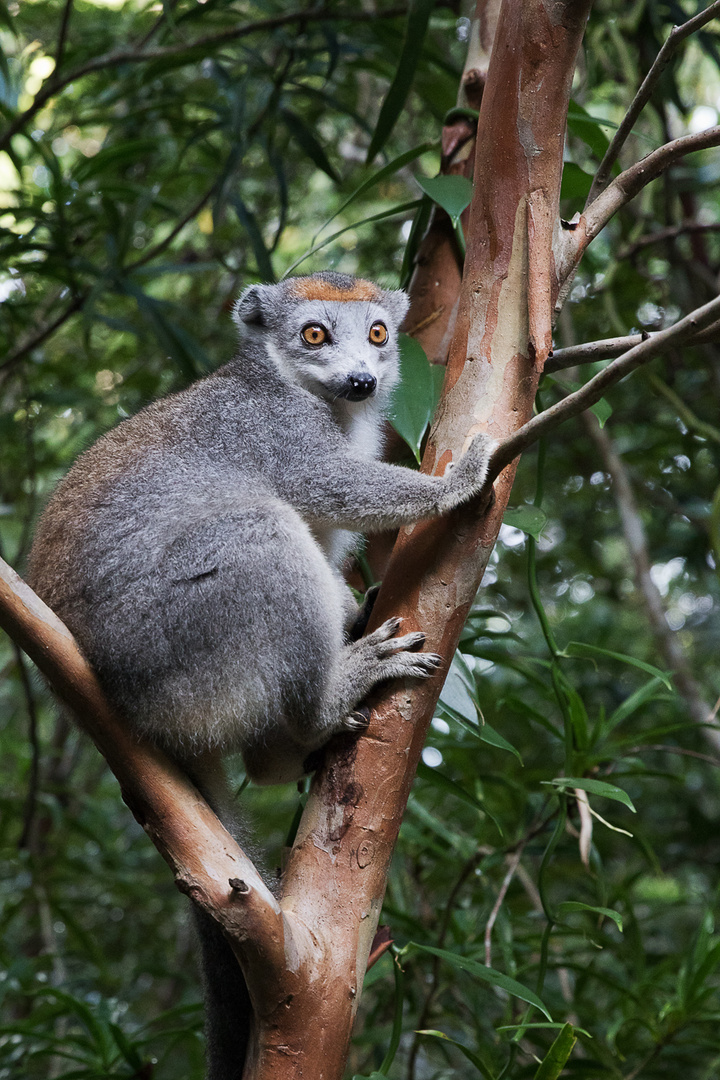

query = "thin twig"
484;842;526;966
16;644;41;851
491;292;720;477
406;847;488;1080
586;0;720;204
620;220;720;259
584;412;719;750
557;127;720;306
53;0;74;77
0;294;86;379
0;6;408;155
621;745;720;767
547;322;720;372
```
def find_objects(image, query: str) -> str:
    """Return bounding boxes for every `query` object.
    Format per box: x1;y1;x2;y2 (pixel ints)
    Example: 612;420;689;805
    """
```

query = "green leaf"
545;777;636;813
366;0;436;162
109;1023;144;1069
567;100;614;159
416;760;486;813
416;761;502;834
557;902;623;932
232;197;275;282
478;720;523;764
503;505;547;540
560;162;593;201
416;1030;497;1079
411;944;552;1020
561;640;673;689
533;1022;577;1080
438;664;479;725
72;139;158;184
408;796;476;858
283;199;422;277
604;677;670;736
552;666;589;750
281;109;339;183
415;173;473;226
589;397;612;427
122;283;211;379
314;142;435;241
387;335;440;460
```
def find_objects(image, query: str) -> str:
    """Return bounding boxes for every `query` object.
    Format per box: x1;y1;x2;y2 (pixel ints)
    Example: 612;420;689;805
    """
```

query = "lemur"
27;271;496;1078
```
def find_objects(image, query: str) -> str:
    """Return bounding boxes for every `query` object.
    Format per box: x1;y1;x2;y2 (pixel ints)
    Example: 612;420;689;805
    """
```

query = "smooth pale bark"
255;2;593;1076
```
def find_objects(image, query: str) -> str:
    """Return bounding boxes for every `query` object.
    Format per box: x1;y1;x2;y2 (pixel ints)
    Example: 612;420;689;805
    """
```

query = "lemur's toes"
343;708;371;732
368;616;402;643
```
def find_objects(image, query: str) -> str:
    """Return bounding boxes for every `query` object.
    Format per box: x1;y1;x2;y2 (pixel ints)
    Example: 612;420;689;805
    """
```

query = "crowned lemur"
28;271;496;1079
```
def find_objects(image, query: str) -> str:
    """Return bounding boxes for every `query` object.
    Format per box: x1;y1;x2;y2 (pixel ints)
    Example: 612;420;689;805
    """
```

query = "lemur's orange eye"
369;321;388;345
301;324;327;346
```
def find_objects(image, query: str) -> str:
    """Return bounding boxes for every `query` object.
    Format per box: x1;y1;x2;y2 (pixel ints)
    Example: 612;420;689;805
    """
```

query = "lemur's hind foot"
333;617;442;734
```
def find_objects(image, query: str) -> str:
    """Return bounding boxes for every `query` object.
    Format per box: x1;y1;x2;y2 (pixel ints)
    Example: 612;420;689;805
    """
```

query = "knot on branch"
229;877;251;896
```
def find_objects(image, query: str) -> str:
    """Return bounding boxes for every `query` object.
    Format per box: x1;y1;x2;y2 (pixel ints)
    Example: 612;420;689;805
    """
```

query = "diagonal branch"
546;321;720;372
556;126;720;308
0;555;293;1017
586;0;720;204
491;292;720;476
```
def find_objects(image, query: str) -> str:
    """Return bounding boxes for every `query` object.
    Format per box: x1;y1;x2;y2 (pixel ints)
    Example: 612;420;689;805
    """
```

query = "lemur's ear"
381;288;411;327
233;284;273;328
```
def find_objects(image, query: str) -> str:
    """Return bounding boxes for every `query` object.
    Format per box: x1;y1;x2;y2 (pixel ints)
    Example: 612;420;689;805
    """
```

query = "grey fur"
28;272;496;786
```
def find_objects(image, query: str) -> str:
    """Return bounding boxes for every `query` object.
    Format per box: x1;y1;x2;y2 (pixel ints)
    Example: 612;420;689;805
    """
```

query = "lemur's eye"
301;324;328;346
369;321;388;346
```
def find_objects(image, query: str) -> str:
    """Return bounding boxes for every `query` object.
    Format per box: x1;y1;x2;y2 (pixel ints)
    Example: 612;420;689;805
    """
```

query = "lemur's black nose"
344;374;377;401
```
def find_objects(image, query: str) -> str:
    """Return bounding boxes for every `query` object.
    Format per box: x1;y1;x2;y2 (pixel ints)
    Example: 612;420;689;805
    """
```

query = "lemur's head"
233;272;409;406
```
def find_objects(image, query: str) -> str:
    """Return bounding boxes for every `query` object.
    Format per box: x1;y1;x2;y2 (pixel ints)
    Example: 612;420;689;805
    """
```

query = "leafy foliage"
2;1;720;1078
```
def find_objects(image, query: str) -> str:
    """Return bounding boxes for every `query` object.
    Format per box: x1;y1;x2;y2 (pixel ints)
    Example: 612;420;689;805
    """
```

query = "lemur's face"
234;274;409;406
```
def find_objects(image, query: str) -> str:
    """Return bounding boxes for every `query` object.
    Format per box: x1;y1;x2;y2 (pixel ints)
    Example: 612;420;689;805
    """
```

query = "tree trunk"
0;1;593;1077
248;1;592;1074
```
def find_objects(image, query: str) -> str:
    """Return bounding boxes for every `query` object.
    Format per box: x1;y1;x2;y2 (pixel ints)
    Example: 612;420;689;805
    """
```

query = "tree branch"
583;413;720;751
586;0;720;204
53;0;74;76
0;6;408;155
491;292;720;476
546;321;720;372
0;555;293;1014
619;220;720;259
556;127;720;307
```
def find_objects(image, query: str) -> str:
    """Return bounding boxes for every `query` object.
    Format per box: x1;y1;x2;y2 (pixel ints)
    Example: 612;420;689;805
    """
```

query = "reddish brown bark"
0;2;593;1078
255;2;593;1075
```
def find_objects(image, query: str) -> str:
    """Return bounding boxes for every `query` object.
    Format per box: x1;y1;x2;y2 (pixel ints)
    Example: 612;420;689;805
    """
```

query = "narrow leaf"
478;720;523;764
545;777;636;813
589;397;612;427
366;0;436;162
533;1022;577;1080
281;109;339;182
416;1030;497;1080
560;162;593;201
387;335;438;460
562;641;673;689
557;902;623;932
411;944;552;1020
314;142;435;240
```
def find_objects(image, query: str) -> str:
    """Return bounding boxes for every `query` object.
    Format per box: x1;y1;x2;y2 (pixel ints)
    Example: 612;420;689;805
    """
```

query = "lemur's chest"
312;406;383;568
